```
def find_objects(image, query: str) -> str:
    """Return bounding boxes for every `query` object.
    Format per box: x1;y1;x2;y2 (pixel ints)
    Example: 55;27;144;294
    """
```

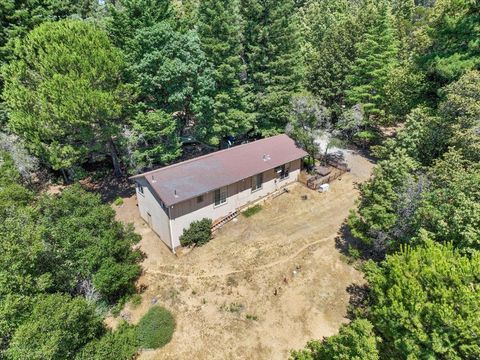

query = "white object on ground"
319;184;330;193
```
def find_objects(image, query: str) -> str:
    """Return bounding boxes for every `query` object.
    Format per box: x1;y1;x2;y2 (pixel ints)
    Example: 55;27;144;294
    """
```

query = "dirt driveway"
111;151;374;360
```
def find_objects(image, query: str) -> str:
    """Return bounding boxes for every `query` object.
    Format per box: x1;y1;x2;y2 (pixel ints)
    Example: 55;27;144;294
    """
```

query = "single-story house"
130;134;308;251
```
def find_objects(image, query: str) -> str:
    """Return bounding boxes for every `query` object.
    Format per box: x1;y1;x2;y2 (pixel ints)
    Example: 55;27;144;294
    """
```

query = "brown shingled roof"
131;134;307;206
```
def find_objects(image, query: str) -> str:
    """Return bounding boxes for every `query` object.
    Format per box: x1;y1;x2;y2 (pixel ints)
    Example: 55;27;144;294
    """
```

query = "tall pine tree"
197;0;253;145
301;0;358;111
346;2;399;123
241;0;302;135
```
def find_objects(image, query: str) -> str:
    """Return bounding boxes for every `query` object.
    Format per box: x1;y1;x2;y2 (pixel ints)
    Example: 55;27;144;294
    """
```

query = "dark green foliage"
179;218;212;247
2;20;127;173
242;204;262;217
242;0;302;134
365;240;480;359
373;107;445;166
438;70;480;164
383;61;427;119
197;0;253;144
137;306;175;349
93;258;141;302
346;2;398;122
108;0;172;49
0;151;33;215
0;185;142;301
414;150;480;254
348;151;419;249
127;22;214;127
127;109;182;172
301;0;357;109
6;294;104;360
421;0;480;84
75;322;139;360
291;319;380;360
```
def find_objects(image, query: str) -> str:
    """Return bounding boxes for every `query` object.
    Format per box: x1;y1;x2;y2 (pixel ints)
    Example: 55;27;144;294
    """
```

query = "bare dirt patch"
110;151;374;360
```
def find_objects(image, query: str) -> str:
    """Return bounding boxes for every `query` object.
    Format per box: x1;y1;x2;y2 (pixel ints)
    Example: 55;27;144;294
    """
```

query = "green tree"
373;106;444;166
438;70;480;164
301;0;357;110
0;185;142;302
107;0;172;49
241;0;302;134
0;151;33;215
2;20;127;179
127;22;214;130
365;239;480;359
197;0;253;144
126;110;181;172
421;0;480;84
291;319;380;360
75;322;139;360
346;2;399;122
287;93;331;160
414;150;480;254
6;294;104;360
348;150;419;253
383;61;427;119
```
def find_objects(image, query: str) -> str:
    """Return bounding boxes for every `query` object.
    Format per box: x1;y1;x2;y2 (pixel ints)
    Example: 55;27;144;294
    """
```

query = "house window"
197;195;204;203
137;184;144;196
275;164;289;180
252;173;263;192
214;187;227;206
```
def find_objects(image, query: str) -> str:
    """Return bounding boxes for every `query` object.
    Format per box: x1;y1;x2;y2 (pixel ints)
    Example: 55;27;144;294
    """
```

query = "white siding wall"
168;159;301;248
135;178;172;248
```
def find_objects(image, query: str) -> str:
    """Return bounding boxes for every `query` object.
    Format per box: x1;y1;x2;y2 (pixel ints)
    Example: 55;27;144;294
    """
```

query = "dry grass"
109;151;374;360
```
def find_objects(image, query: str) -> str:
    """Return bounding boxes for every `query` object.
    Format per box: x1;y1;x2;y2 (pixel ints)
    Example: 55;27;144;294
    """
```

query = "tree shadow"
81;174;135;203
335;223;385;262
346;283;371;320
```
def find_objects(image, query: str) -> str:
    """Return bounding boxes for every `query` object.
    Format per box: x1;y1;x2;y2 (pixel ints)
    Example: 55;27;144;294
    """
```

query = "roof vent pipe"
174;189;178;198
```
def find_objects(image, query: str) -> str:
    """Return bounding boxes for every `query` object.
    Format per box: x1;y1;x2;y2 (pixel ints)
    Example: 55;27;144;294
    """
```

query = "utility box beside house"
319;184;330;193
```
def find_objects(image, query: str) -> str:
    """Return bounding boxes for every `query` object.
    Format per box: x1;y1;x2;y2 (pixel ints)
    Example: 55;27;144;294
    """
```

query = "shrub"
291;319;380;360
243;204;262;217
137;306;175;349
113;197;124;206
93;258;141;302
348;244;361;260
179;218;212;247
7;294;104;360
130;294;142;308
76;322;138;360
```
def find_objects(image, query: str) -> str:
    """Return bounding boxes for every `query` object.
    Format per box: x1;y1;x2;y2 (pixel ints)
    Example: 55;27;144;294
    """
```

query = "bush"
130;294;142;308
179;218;212;247
113;197;124;206
347;244;361;260
76;322;138;360
137;306;175;349
7;294;104;360
243;204;262;217
291;319;380;360
92;258;141;302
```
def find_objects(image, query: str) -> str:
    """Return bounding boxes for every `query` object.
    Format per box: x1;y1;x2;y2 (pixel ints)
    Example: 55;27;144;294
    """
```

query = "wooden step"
211;211;239;232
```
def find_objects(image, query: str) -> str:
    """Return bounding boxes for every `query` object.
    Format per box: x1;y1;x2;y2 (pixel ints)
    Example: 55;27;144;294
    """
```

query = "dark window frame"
214;187;227;206
252;173;263;192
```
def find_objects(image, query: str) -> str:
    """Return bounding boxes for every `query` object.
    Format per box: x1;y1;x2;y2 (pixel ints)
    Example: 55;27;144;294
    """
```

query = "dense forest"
0;0;479;359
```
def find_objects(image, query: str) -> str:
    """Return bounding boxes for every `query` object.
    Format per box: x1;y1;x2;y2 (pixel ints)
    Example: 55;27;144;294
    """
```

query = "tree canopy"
3;19;126;176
